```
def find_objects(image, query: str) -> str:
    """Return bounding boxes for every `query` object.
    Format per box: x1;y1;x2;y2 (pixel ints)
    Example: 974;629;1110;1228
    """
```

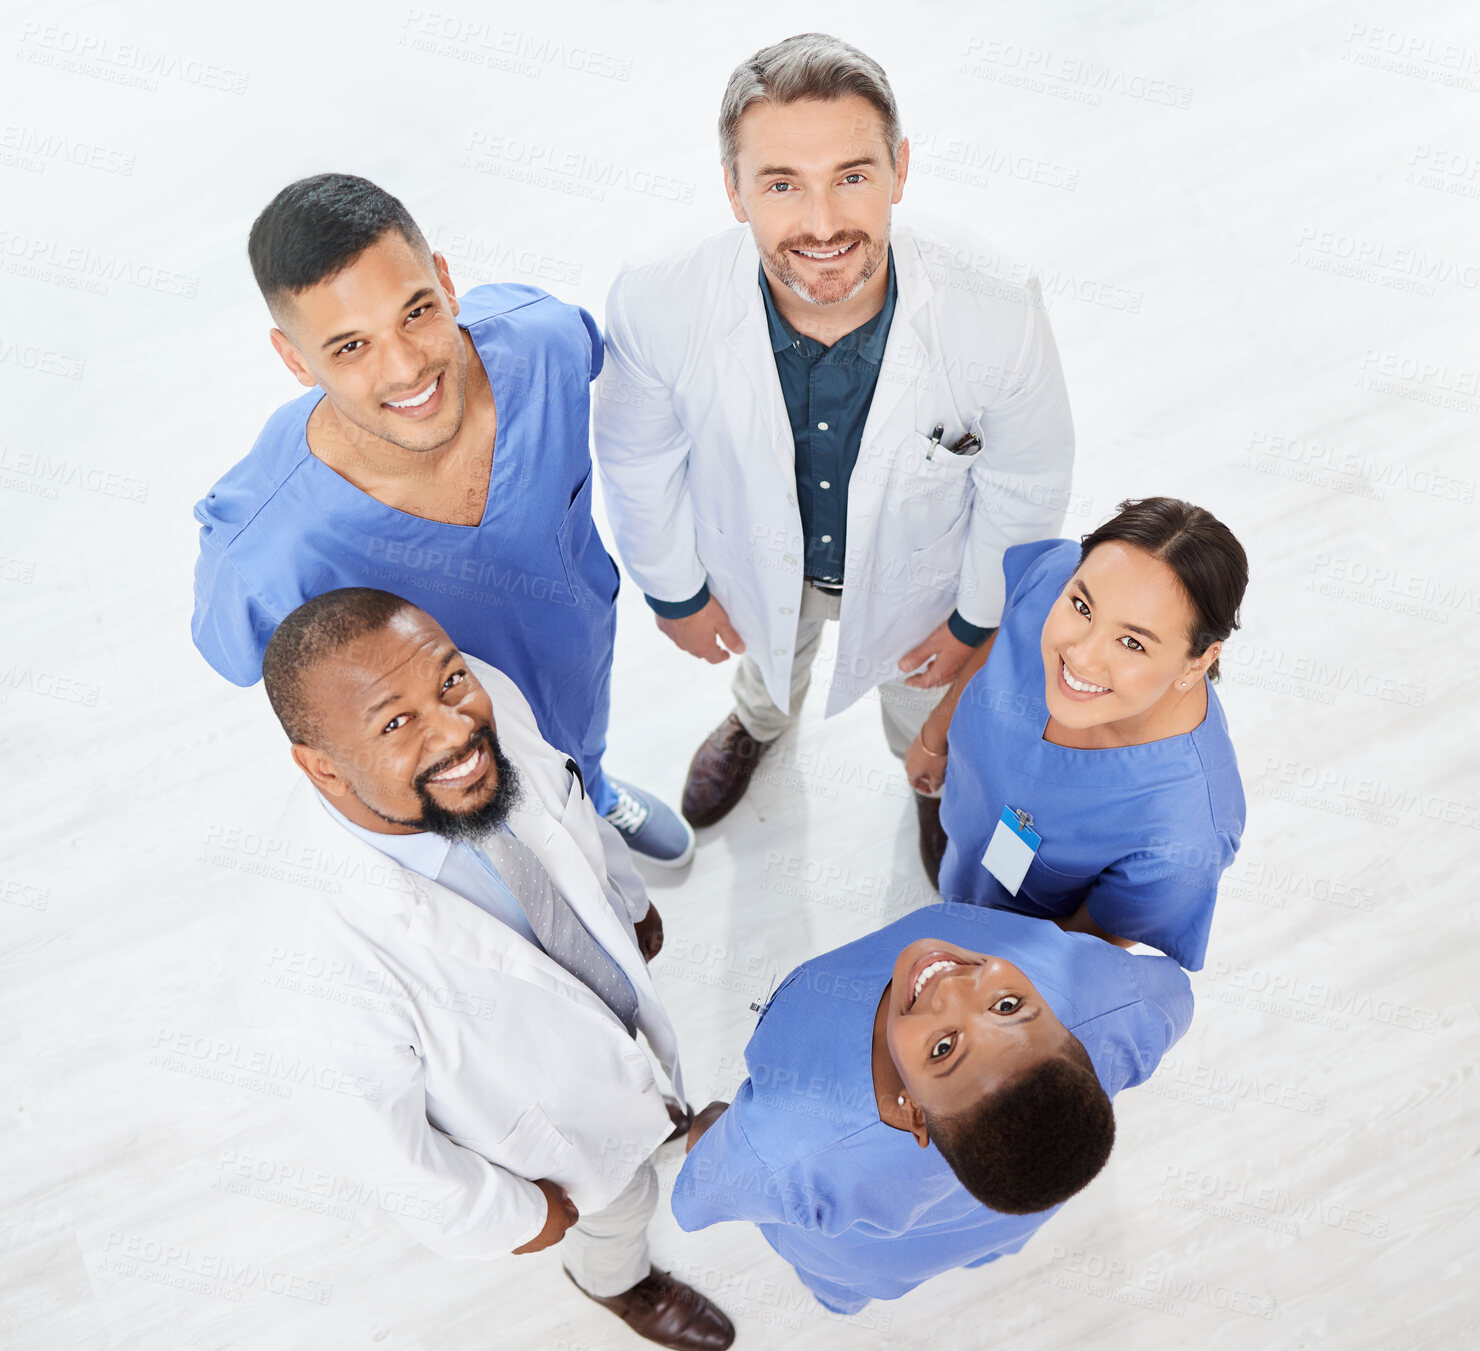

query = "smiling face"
885;938;1069;1122
289;607;519;840
269;230;470;454
1040;541;1221;735
724;94;906;307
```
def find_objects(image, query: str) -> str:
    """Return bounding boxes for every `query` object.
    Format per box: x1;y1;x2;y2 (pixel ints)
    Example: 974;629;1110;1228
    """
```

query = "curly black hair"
926;1033;1115;1215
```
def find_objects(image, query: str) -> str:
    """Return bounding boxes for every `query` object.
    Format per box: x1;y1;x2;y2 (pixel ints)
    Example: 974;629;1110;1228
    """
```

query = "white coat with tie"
236;657;682;1258
593;213;1076;716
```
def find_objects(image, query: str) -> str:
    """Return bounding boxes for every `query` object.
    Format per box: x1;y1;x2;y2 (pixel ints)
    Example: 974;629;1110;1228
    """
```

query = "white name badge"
982;807;1041;896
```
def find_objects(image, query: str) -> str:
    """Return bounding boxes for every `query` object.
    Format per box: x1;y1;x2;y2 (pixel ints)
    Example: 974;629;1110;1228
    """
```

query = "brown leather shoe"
567;1267;735;1350
681;714;769;828
916;792;948;891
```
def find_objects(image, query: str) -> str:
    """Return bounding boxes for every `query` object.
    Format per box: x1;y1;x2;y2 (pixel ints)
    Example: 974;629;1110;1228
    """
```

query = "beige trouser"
561;1158;658;1298
731;583;946;769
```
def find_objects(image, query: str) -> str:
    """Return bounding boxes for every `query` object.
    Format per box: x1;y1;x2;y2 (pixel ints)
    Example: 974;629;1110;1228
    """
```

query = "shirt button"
817;421;829;431
780;606;794;615
786;493;797;506
783;554;798;566
819;480;831;489
821;534;832;543
773;647;787;656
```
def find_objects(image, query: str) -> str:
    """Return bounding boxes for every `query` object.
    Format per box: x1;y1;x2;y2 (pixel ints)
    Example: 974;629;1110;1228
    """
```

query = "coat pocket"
902;509;973;598
690;503;738;574
892;420;982;491
485;1102;576;1175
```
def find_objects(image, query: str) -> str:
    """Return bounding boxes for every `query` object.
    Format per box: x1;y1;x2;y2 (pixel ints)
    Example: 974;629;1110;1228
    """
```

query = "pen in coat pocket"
925;424;982;461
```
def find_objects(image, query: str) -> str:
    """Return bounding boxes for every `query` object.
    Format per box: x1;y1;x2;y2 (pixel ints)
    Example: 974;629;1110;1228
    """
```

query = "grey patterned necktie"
474;830;639;1034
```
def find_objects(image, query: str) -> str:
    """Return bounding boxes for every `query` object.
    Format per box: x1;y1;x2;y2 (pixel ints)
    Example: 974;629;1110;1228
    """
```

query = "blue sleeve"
671;1081;790;1230
1084;833;1238;971
1141;959;1196;1059
1001;539;1074;622
1081;954;1193;1094
646;582;710;619
191;541;281;687
577;305;604;381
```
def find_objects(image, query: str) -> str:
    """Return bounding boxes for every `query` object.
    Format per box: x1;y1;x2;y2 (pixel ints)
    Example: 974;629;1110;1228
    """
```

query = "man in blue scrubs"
191;173;691;865
673;903;1191;1314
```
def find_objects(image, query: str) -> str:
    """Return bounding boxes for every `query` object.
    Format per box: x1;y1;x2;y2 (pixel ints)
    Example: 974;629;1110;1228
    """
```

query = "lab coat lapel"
724;237;795;483
502;792;662;1018
479;658;653;1002
291;781;420;916
414;657;681;1095
846;230;936;548
400;859;628;1022
857;229;935;468
497;759;681;1098
288;780;616;1013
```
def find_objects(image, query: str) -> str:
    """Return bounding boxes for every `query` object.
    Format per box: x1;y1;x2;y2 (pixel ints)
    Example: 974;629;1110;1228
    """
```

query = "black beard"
363;724;523;843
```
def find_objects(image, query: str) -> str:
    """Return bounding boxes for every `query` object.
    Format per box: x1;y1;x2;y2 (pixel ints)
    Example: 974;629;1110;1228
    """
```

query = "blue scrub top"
937;540;1245;970
191;284;620;807
672;903;1192;1314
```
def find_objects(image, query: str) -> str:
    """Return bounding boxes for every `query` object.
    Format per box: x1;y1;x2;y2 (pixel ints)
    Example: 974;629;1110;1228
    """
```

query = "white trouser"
731;583;945;764
560;1158;658;1298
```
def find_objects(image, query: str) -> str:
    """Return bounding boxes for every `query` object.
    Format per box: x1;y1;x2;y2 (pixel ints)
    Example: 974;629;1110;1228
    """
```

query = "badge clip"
749;972;779;1015
982;805;1042;897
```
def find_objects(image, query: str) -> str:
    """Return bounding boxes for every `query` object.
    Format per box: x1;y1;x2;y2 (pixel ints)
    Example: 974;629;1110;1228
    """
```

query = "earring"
1180;681;1187;687
897;1094;906;1107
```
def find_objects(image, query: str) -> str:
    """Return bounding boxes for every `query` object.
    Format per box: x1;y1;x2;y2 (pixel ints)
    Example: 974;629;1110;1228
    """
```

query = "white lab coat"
593;214;1075;716
236;657;681;1258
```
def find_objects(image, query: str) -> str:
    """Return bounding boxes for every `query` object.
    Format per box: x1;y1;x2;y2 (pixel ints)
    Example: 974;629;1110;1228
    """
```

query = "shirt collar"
315;790;453;880
758;245;898;362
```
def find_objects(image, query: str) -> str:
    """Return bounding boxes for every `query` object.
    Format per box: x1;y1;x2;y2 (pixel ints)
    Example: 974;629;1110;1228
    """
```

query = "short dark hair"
928;1034;1115;1214
262;588;415;747
1079;497;1248;681
247;173;431;316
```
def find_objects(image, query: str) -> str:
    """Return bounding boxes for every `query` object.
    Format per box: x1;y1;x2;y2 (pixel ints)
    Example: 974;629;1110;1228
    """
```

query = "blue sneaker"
604;778;696;868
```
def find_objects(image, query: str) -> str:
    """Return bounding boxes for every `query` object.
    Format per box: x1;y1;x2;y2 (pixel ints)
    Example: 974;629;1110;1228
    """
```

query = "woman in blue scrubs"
672;901;1192;1314
907;497;1249;971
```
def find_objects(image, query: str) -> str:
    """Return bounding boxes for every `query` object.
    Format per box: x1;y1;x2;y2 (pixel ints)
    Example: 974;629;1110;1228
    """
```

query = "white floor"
3;1;1478;1347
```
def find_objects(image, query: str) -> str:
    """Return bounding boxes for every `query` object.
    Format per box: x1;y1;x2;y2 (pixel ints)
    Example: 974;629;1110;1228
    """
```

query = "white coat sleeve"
261;1029;550;1258
956;277;1077;630
591;268;710;606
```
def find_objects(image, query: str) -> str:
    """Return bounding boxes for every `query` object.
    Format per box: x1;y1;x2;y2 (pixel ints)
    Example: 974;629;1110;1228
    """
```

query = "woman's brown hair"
1079;497;1248;680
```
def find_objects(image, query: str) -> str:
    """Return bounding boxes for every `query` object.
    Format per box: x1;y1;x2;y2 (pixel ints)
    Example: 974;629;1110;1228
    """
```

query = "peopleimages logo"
1160;1166;1391;1240
958;38;1194;109
1258;754;1480;831
0;226;199;298
15;23;249;93
0;123;135;176
399;11;633;82
462;132;695;204
1204;959;1443;1034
